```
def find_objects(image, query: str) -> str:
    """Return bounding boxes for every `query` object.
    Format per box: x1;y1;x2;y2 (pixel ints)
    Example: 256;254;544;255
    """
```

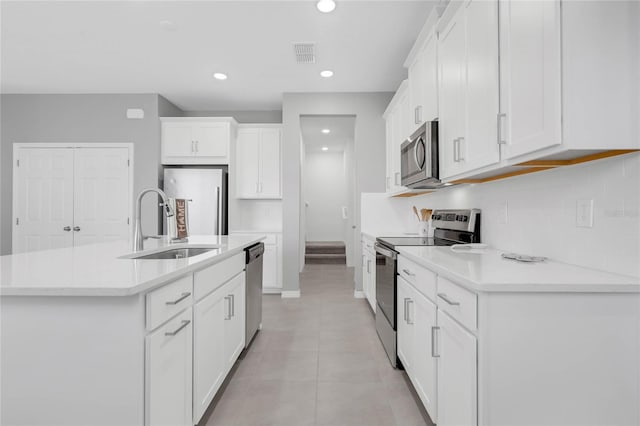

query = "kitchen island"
0;235;264;426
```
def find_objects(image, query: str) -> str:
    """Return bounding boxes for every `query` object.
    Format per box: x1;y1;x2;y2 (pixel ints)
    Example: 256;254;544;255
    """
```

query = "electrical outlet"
576;199;594;227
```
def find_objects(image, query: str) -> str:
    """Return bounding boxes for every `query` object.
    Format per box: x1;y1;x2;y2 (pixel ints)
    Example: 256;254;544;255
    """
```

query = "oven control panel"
431;209;480;233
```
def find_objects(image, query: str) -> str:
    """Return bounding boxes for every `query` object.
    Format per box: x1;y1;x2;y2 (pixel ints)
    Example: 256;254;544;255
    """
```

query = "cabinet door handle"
402;268;415;277
437;293;460;306
407;299;414;324
367;259;371;274
165;320;190;337
395;172;400;186
195;140;199;153
230;294;235;317
403;298;410;322
458;137;465;161
497;113;507;145
224;296;231;320
453;138;459;162
73;226;81;232
431;326;440;357
165;292;191;305
415;105;422;124
63;226;72;232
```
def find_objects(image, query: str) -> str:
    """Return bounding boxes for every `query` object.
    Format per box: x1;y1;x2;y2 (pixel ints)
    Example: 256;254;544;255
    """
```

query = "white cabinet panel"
146;308;193;426
235;126;282;199
409;31;439;131
499;0;561;159
437;310;477;426
397;276;414;372
263;243;279;289
161;118;235;165
384;81;409;194
193;286;227;423
223;273;246;369
235;129;261;198
412;290;437;423
259;128;282;198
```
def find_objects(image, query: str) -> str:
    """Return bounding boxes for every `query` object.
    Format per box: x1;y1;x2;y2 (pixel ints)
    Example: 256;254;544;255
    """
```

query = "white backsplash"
229;199;283;232
362;153;640;278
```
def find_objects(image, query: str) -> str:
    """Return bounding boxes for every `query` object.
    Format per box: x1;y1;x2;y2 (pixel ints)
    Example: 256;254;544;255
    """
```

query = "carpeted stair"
305;241;347;265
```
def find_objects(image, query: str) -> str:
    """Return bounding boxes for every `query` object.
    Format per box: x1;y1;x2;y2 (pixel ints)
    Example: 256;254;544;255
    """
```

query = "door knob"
63;226;71;232
73;226;81;232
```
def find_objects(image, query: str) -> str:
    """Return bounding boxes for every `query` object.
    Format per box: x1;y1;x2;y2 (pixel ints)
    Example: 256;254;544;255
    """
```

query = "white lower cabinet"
193;271;245;423
193;285;227;423
223;273;246;369
361;237;376;312
397;276;437;423
436;310;477;426
146;308;193;426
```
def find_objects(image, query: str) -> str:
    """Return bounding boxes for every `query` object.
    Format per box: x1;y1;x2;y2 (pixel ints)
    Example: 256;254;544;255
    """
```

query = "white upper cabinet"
499;0;562;159
407;11;439;134
161;118;237;165
235;125;282;199
383;81;409;194
438;0;500;180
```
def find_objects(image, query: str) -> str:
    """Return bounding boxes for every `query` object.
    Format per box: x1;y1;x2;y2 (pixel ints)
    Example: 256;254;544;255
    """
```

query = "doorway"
300;115;356;268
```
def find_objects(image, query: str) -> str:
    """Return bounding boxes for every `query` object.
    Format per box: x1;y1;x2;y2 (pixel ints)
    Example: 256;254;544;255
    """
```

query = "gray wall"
183;110;282;123
0;94;180;254
281;92;393;294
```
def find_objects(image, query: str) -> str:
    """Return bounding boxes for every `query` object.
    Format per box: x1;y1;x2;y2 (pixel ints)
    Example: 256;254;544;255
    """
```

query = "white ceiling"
0;1;435;111
300;115;355;152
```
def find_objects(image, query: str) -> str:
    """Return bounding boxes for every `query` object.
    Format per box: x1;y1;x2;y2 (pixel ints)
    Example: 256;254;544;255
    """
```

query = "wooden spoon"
420;208;433;222
412;206;421;222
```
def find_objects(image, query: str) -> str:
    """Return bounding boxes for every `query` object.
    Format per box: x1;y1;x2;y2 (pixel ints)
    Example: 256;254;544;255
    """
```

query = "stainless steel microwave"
400;121;441;189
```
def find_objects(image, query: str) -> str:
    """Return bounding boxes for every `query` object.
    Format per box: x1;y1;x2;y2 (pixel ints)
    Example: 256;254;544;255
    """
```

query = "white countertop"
398;246;640;293
0;235;264;297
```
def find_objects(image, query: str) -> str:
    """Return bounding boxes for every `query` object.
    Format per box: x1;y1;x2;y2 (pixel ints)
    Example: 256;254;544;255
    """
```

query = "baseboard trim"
280;290;301;299
262;288;282;295
353;291;365;299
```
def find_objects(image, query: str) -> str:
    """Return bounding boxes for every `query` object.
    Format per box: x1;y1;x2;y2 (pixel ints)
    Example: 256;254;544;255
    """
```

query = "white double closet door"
12;144;133;253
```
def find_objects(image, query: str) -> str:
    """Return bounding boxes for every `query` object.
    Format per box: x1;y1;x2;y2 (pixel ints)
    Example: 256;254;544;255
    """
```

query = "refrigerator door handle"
216;186;222;236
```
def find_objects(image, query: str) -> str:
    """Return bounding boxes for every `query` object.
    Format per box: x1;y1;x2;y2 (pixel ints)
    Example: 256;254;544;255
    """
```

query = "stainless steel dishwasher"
244;242;264;348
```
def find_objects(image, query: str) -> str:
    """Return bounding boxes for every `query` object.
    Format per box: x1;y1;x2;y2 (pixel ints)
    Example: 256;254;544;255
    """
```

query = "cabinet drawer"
436;276;477;331
194;252;244;301
146;275;194;331
398;256;437;302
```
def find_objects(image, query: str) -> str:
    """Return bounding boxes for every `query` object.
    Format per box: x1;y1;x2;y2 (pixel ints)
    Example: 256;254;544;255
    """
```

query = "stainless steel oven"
374;242;398;367
400;121;440;189
374;209;481;368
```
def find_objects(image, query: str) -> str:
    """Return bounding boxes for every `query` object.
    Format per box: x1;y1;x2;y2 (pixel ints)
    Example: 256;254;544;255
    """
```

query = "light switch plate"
576;199;594;227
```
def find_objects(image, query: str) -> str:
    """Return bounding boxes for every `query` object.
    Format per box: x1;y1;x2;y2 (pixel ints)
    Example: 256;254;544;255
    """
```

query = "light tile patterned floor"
202;264;434;426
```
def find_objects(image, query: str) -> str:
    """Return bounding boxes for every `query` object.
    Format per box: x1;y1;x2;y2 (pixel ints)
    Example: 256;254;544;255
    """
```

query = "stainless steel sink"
132;247;216;260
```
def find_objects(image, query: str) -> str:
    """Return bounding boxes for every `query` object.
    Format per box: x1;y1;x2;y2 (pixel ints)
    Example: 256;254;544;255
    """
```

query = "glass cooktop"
376;237;456;248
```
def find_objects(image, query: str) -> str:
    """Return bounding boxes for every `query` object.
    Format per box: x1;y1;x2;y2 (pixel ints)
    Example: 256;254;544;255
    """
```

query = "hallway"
203;264;433;426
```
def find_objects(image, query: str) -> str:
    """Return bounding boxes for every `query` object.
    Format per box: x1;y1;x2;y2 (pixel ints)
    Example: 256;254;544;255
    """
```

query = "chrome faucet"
133;188;174;251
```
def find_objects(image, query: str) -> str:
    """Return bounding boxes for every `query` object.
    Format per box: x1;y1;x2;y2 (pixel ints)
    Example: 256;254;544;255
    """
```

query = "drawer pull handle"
224;296;232;320
431;326;440;357
407;299;414;324
165;292;191;305
403;298;410;322
438;293;460;306
402;269;415;277
230;294;235;317
165;320;190;336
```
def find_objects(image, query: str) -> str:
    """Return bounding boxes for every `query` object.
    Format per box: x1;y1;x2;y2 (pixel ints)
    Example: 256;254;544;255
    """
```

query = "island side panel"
477;292;640;426
1;295;146;426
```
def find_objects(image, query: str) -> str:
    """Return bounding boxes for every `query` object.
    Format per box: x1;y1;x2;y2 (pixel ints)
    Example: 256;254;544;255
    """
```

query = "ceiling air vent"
293;43;316;64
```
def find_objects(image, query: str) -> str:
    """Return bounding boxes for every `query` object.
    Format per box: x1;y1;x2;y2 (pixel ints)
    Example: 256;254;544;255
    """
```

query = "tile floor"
202;264;434;426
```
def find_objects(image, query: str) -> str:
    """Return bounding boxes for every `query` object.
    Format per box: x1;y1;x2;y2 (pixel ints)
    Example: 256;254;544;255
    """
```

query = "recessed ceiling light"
320;70;334;78
321;129;331;134
322;146;329;151
213;72;228;80
316;0;336;13
159;20;177;31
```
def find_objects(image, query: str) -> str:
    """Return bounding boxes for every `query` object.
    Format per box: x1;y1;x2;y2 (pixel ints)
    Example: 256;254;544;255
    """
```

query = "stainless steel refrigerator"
162;167;228;235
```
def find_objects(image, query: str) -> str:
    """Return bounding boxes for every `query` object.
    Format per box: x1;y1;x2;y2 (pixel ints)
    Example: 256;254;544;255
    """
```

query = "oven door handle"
374;242;397;259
